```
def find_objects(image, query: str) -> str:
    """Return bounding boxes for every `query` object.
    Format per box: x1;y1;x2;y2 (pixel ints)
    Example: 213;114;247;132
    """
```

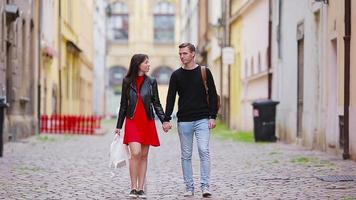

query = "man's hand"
162;122;172;133
208;119;216;129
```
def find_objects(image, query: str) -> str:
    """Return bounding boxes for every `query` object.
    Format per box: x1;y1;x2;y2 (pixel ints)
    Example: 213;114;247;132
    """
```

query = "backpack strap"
201;66;208;93
200;66;210;104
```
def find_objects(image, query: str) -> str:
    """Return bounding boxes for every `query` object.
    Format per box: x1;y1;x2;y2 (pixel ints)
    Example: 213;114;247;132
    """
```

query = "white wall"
240;0;269;131
41;0;56;48
180;0;199;45
273;0;329;148
93;0;107;115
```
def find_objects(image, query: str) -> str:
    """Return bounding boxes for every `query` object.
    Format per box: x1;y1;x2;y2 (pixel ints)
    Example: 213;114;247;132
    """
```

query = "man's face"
179;47;195;65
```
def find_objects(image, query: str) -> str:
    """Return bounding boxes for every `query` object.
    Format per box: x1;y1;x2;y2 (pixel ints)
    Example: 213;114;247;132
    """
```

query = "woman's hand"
115;128;121;140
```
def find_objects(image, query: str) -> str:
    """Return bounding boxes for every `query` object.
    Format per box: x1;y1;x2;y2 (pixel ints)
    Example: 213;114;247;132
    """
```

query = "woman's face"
139;58;150;74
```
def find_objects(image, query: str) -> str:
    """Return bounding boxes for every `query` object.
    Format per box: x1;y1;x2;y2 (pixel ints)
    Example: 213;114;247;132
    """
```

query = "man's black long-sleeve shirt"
165;65;218;122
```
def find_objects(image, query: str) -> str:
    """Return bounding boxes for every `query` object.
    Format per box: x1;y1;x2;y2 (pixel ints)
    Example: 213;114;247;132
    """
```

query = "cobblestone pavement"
1;120;356;200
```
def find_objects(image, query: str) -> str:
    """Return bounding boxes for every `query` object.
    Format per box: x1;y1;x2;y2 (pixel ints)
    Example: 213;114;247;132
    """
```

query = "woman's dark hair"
126;54;149;83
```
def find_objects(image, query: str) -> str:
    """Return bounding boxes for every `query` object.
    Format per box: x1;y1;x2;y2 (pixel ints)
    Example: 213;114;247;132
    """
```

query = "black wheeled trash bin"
251;100;279;142
0;96;8;157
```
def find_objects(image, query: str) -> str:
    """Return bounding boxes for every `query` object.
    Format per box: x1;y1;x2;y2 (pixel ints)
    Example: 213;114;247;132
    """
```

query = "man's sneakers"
128;189;137;198
137;190;147;199
202;188;212;198
182;189;212;198
183;190;194;197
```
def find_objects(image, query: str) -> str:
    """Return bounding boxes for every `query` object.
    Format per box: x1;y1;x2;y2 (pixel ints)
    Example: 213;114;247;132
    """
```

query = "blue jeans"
177;118;210;191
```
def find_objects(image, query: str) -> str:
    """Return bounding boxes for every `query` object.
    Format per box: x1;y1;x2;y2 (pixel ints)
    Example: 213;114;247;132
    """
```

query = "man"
163;43;219;198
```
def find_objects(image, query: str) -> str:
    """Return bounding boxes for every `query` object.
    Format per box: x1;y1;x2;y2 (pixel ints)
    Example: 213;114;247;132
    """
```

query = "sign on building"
222;47;235;65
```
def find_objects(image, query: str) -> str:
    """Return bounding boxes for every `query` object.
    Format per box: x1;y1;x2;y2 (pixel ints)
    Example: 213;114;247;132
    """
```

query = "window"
250;57;254;75
154;2;175;43
151;66;174;84
258;52;261;73
107;2;129;42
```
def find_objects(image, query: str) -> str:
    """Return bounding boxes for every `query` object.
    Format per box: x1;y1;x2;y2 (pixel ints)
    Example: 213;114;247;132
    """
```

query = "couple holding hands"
115;43;219;199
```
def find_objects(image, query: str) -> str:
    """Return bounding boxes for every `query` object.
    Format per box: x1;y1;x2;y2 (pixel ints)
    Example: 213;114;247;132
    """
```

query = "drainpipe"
37;0;42;134
58;0;62;114
220;0;226;122
343;0;351;160
267;0;272;99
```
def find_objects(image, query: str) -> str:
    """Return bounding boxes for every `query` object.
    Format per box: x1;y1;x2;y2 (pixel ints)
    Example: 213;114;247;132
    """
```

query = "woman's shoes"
128;189;146;199
137;190;147;199
128;189;138;198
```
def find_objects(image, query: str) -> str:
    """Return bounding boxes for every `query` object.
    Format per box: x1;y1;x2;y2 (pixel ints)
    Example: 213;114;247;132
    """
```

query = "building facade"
271;0;356;160
180;0;199;46
228;0;243;131
0;0;41;142
196;0;225;122
106;0;180;117
40;0;60;116
272;0;329;147
59;0;94;115
93;0;108;116
349;0;356;160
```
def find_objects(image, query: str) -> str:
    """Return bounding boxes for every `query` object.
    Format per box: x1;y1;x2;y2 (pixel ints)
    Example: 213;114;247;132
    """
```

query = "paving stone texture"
0;120;355;199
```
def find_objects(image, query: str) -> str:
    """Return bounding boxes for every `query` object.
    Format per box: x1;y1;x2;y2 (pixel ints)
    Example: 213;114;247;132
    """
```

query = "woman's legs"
128;142;142;190
138;145;149;190
128;143;150;191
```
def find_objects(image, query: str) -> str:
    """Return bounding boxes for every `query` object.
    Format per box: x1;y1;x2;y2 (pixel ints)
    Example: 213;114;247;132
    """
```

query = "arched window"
151;66;174;84
154;2;175;43
109;66;127;94
107;1;129;42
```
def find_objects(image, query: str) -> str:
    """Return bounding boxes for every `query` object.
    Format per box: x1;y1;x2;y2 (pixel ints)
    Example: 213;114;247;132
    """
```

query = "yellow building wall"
229;18;243;131
41;58;60;115
59;0;94;115
40;0;60;116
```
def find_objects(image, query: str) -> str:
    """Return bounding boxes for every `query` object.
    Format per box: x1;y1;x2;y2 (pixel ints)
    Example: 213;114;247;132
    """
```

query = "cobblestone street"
0;120;356;200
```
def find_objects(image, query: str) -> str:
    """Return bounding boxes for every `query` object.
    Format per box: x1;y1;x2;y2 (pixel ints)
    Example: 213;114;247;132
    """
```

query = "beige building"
197;0;225;122
224;0;271;132
106;0;180;117
0;0;41;142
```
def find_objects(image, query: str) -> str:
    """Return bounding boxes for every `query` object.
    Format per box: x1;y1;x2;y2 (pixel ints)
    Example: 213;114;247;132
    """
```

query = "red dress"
123;76;160;146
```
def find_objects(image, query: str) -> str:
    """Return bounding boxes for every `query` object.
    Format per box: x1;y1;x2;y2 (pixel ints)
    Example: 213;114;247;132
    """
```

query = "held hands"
162;122;172;133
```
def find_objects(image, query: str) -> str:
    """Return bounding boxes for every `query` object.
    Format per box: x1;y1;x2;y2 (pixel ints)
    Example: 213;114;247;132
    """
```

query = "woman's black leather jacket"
116;75;165;129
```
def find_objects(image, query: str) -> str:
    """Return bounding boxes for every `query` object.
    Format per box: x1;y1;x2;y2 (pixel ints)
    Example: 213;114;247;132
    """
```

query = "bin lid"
252;99;279;107
0;97;9;108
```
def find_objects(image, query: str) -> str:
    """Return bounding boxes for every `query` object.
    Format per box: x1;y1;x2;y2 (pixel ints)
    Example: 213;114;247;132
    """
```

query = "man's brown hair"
179;42;196;52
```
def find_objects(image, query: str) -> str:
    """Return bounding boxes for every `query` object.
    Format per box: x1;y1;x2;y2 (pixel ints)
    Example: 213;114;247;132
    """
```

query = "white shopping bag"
109;134;130;171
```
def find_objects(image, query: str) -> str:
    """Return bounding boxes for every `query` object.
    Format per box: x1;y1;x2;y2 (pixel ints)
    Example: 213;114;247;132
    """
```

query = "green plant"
36;135;56;142
212;122;254;143
290;156;336;169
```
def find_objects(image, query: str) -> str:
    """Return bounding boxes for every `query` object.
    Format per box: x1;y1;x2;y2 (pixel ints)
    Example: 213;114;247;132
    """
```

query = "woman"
115;54;166;199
